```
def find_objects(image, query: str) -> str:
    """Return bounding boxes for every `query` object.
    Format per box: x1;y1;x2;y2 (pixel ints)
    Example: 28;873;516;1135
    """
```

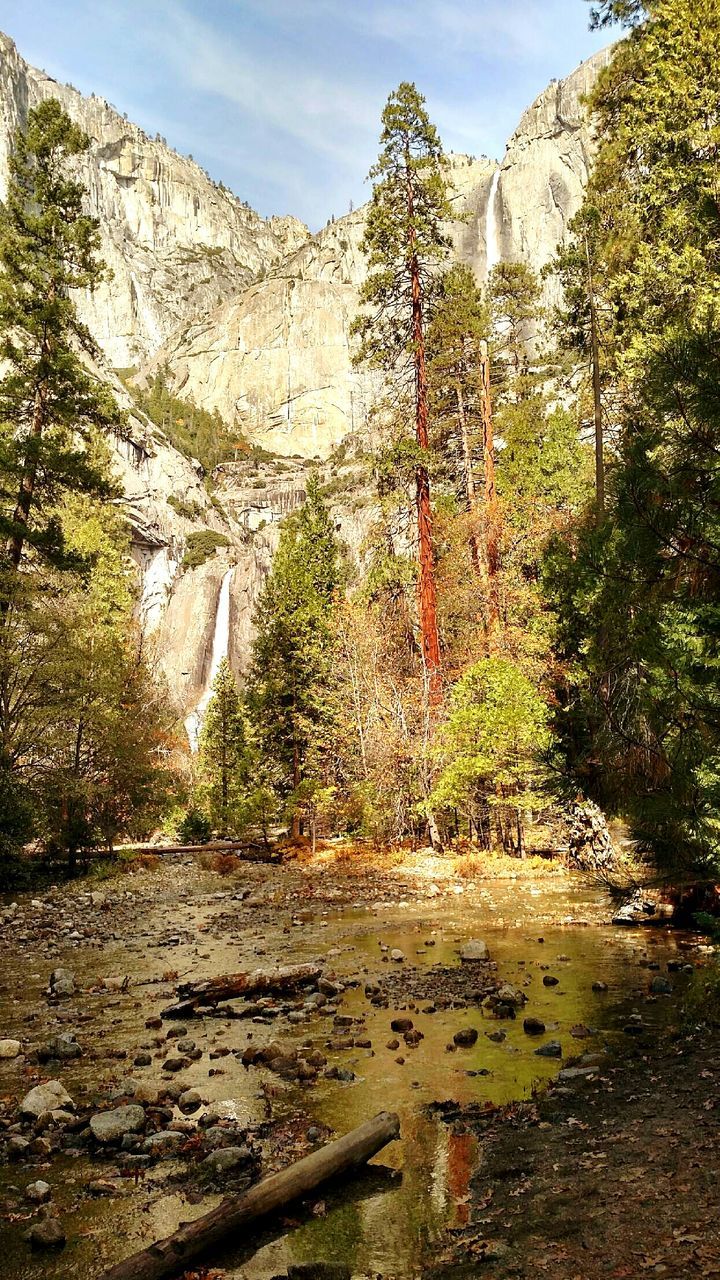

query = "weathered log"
100;1110;400;1280
161;962;323;1019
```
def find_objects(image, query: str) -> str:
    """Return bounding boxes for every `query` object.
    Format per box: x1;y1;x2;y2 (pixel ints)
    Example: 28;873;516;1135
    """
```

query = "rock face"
0;32;309;367
144;59;610;460
0;31;613;702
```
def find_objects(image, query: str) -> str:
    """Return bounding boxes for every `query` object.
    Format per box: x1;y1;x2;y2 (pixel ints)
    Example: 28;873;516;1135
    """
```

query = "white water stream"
485;168;502;277
184;566;234;752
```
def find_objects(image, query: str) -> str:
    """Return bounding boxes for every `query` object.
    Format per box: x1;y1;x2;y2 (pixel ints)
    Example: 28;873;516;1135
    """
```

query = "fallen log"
161;962;323;1019
100;1110;400;1280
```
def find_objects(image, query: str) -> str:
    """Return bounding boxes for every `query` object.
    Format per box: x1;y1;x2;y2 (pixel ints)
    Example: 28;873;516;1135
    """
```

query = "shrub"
177;806;212;844
181;530;230;570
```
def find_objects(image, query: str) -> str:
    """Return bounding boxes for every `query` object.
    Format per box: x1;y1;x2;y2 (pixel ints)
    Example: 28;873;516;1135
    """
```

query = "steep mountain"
0;32;309;368
0;31;611;732
141;49;612;459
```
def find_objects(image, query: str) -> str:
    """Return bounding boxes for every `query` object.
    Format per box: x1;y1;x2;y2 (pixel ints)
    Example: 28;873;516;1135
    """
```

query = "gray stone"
535;1040;562;1058
7;1136;30;1160
21;1080;74;1117
143;1130;185;1155
90;1104;146;1143
25;1180;51;1204
27;1219;66;1249
49;968;75;998
459;939;490;962
202;1145;252;1175
38;1033;82;1062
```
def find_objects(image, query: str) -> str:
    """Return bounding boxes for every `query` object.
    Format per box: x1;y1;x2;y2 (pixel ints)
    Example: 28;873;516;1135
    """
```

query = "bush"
181;530;230;570
177;806;212;844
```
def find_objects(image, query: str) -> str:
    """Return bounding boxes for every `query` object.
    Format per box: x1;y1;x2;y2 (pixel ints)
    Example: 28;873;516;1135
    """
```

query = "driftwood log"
100;1110;400;1280
161;962;323;1019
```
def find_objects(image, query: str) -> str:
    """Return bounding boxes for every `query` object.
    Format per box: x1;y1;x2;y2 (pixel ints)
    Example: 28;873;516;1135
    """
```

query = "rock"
0;1038;21;1058
87;1179;117;1195
459;940;490;962
486;1030;506;1043
7;1135;30;1160
38;1032;82;1062
202;1145;252;1175
523;1017;546;1036
48;968;75;998
557;1065;599;1081
592;980;608;992
453;1028;479;1047
21;1080;74;1117
179;1088;202;1112
650;976;672;994
143;1130;185;1155
318;978;339;997
390;1018;414;1033
25;1180;52;1204
390;949;405;963
27;1219;66;1250
89;891;106;907
90;1104;146;1143
542;975;559;987
162;1055;191;1072
496;983;527;1007
535;1040;562;1058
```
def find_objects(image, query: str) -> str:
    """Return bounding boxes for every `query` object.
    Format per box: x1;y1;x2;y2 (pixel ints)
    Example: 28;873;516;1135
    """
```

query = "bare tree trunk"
6;385;45;568
100;1112;400;1280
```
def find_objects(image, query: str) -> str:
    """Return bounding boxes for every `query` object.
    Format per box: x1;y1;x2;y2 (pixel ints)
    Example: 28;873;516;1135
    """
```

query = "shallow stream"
0;865;697;1279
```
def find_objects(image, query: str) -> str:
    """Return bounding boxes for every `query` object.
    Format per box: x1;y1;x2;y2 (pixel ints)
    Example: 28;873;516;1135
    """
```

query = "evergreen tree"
353;82;454;702
547;0;720;873
198;657;251;835
247;476;339;836
0;98;124;574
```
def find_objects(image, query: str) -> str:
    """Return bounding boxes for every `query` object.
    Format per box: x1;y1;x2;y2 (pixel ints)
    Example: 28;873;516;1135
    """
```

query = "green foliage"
247;476;340;821
0;98;123;572
546;1;720;874
167;494;203;521
431;659;552;851
352;81;453;383
198;658;254;835
182;530;230;570
133;369;238;472
177;805;212;845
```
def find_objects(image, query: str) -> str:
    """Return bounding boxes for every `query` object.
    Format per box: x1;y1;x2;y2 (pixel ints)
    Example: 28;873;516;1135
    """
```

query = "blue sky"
0;1;613;230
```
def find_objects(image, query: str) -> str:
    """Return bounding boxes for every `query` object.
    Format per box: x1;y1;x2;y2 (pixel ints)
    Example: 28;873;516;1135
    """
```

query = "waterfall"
485;169;502;277
184;566;234;752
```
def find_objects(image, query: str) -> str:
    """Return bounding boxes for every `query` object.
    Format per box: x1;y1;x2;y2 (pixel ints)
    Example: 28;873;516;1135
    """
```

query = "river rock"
535;1040;562;1058
143;1130;185;1155
179;1088;202;1112
48;968;75;998
453;1028;479;1047
38;1033;82;1062
0;1038;21;1058
7;1135;30;1160
650;975;672;994
25;1179;51;1204
459;940;490;962
523;1017;546;1036
27;1219;66;1250
202;1145;252;1175
21;1080;74;1117
90;1104;146;1143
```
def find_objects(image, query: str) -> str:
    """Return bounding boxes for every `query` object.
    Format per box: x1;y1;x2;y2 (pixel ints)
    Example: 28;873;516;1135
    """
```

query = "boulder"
0;1038;21;1058
25;1180;52;1204
459;940;490;962
38;1033;82;1062
27;1219;66;1250
202;1145;252;1175
535;1040;562;1058
90;1104;146;1143
21;1080;74;1117
48;968;75;998
523;1017;546;1036
453;1028;479;1047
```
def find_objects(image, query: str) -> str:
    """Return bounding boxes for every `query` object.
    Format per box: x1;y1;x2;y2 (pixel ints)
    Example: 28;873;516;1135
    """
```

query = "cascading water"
184;566;234;752
485;168;502;277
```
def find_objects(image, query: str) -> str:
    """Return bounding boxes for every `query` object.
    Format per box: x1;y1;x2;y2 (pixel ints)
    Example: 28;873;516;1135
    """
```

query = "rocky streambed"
0;855;705;1279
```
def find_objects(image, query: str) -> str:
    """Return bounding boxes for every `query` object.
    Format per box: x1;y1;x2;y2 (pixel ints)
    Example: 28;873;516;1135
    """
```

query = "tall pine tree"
353;82;453;703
